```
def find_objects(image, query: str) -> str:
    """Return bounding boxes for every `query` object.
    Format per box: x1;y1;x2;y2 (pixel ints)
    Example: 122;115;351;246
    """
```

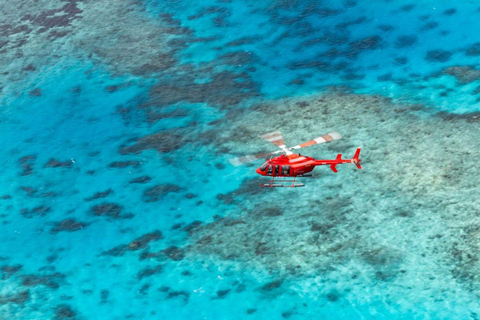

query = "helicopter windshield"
260;162;268;171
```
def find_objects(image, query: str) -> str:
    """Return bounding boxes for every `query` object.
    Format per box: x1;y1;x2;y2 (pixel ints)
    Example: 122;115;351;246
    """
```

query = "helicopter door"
266;165;273;175
282;165;290;175
274;165;280;175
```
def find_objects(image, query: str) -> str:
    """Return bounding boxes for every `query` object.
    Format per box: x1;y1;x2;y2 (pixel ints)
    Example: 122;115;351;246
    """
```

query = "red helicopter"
229;131;361;187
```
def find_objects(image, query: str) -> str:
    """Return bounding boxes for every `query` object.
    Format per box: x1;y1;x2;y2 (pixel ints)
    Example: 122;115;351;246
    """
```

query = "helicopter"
229;131;361;187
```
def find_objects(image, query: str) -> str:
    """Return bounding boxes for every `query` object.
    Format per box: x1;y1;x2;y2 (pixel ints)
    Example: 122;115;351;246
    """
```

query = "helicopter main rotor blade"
229;150;282;166
260;131;287;149
289;132;342;151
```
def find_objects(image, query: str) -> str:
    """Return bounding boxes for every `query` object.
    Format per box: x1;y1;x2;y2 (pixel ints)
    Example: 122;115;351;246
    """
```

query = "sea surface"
1;0;480;319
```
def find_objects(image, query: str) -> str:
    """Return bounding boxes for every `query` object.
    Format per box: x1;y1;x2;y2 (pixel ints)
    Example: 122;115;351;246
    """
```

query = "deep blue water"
2;0;480;319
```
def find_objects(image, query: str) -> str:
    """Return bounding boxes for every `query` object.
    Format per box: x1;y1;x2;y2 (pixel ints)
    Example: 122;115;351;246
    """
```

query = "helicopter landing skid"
261;176;308;188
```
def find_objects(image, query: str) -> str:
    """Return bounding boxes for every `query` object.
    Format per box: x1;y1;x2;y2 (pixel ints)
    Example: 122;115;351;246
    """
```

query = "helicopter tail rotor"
352;148;362;169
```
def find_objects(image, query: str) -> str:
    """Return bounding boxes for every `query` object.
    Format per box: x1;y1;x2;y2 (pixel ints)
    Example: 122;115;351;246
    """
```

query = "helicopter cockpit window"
260;162;268;171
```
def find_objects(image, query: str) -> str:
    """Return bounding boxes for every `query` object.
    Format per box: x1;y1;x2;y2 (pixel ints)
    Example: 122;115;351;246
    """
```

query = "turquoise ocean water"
2;0;480;319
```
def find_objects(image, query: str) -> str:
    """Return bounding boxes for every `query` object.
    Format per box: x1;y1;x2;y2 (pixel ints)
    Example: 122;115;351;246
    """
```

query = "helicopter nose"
255;167;262;175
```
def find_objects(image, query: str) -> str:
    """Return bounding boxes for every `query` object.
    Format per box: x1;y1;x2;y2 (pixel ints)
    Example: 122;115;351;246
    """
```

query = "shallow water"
1;0;480;319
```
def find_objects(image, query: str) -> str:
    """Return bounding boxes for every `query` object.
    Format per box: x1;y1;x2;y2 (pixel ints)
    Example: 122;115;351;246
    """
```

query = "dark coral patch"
143;184;182;202
85;189;113;201
346;35;382;57
137;265;164;280
0;290;30;305
102;231;163;256
129;176;152;184
44;158;73;168
29;88;42;96
443;8;457;16
90;203;121;217
100;289;109;304
377;24;394;32
21;272;65;289
23;64;36;71
395;35;417;48
19;155;36;176
437;111;480;123
146;109;189;124
395;57;408;65
378;73;393;81
187;6;229;20
145;70;259;109
400;4;415;12
465;42;480;56
326;290;340;302
335;16;367;30
119;131;184;155
264;207;283;217
425;50;452;62
108;161;141;168
289;79;304;85
166;290;190;302
214;289;231;299
443;66;480;84
54;304;77;320
163;246;185;261
22;0;82;32
183;220;202;234
219;51;258;66
1;264;22;279
20;205;51;218
420;21;438;31
261;279;283;291
225;37;259;47
51;219;88;233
